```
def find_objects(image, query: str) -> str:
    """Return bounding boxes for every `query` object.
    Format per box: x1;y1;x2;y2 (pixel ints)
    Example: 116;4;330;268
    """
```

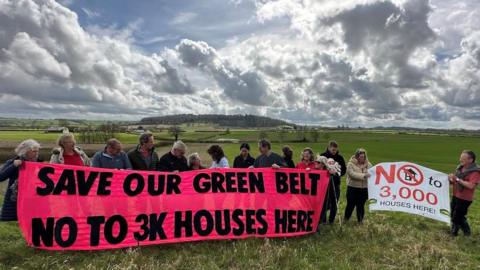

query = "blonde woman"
344;148;372;223
50;133;90;166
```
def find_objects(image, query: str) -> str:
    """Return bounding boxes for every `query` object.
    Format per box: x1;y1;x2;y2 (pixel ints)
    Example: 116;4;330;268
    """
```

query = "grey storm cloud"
322;0;436;88
175;39;270;106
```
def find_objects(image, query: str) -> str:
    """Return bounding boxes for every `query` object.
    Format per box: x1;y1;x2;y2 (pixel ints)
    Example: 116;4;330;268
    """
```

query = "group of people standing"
0;133;478;238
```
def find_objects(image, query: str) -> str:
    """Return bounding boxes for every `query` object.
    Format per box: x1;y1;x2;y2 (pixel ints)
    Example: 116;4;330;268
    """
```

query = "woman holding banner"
296;147;316;170
188;152;205;170
208;145;229;168
50;133;90;166
0;139;41;221
344;148;372;223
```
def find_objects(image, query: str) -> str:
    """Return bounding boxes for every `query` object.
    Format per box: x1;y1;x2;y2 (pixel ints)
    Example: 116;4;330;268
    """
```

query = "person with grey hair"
91;139;132;169
188;152;205;170
344;148;372;224
127;132;159;171
158;140;189;172
448;150;480;236
0;139;41;221
50;133;90;166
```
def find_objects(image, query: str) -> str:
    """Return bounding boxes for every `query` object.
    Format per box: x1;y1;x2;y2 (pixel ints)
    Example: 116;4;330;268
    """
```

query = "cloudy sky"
0;0;479;128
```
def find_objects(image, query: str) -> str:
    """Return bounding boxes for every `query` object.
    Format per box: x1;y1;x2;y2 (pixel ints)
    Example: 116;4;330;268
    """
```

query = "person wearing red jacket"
296;147;316;170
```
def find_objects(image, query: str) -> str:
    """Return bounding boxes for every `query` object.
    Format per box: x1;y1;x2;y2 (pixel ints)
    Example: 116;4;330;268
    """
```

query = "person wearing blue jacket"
91;138;132;170
0;139;41;221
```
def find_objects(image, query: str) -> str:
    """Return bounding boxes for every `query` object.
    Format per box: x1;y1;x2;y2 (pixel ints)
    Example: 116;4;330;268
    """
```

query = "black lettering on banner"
249;172;265;193
193;173;210;193
149;213;167;240
54;217;77;248
123;173;145;196
225;172;237;192
97;172;113;195
194;210;214;236
245;210;256;234
134;214;149;241
134;213;167;241
37;166;55;196
211;172;225;192
104;215;128;244
256;209;268;235
236;172;248;193
215;210;231;235
308;174;320;195
32;217;54;246
53;169;76;195
274;210;314;233
174;211;193;238
166;175;181;194
148;175;165;195
31;217;77;247
87;216;105;246
232;209;244;236
276;172;288;193
75;170;98;195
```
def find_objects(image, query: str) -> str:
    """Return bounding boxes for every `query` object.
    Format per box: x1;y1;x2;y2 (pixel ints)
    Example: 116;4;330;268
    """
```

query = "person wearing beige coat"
344;148;372;223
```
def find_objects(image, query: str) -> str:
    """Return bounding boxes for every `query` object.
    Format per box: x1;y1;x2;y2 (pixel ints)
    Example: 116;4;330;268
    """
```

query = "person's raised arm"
0;160;18;182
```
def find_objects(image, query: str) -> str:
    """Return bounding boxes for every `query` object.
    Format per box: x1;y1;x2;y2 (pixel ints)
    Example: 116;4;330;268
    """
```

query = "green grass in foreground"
0;131;480;269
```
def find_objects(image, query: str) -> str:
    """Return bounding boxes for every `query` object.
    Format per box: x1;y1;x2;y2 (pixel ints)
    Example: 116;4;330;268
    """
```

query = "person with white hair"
50;133;90;166
158;140;189;172
188;152;205;170
0;139;41;221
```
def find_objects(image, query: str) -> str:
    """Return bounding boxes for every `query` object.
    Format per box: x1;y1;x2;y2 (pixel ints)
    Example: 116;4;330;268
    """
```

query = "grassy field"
0;130;480;269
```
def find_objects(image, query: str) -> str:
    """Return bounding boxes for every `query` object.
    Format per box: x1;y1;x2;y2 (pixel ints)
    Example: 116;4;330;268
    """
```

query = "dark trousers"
320;177;339;224
450;196;472;236
344;186;368;222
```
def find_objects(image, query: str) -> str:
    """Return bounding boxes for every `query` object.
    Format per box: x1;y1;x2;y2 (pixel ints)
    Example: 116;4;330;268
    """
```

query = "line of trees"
141;114;293;128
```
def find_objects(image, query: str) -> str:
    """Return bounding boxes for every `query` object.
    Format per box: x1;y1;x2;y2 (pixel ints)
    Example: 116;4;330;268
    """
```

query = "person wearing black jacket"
233;143;255;168
0;139;41;221
158;140;189;172
320;140;346;223
282;146;296;168
128;132;159;171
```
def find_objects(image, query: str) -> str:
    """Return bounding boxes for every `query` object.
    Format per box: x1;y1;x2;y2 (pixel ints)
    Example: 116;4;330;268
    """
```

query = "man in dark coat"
158;140;189;172
128;132;159;171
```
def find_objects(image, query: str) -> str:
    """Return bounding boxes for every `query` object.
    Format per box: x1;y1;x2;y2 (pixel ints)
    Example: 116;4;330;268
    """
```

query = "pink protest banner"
17;162;329;250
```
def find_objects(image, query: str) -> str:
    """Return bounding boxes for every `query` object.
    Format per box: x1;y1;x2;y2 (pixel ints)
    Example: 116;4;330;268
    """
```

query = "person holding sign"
50;133;90;166
344;148;372;223
253;139;286;168
91;139;132;170
0;139;41;221
317;155;342;224
158;141;189;172
208;145;229;168
448;150;480;236
296;148;315;170
321;141;346;202
127;132;159;171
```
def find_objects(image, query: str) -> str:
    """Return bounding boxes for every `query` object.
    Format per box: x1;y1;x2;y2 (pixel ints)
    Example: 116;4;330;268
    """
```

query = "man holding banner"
448;150;480;236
